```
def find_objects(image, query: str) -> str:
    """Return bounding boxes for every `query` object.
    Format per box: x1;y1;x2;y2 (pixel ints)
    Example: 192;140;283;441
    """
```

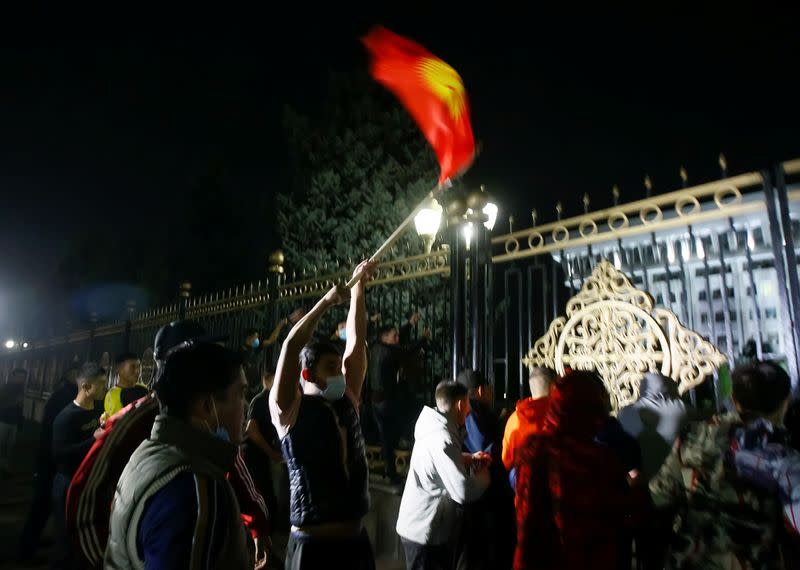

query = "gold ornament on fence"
523;260;727;412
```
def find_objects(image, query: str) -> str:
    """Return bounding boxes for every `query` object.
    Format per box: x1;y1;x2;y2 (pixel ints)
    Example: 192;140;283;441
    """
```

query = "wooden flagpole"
345;185;442;288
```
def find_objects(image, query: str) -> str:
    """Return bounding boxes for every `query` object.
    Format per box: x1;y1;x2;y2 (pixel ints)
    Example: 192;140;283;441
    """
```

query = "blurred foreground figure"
105;343;251;569
71;321;269;569
514;370;645;570
650;362;799;569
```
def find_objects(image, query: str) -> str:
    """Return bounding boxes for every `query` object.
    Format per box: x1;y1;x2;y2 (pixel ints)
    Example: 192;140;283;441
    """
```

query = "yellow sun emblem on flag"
418;57;467;121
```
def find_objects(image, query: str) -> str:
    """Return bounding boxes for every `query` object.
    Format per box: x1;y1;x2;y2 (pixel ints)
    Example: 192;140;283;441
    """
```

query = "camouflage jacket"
649;412;785;569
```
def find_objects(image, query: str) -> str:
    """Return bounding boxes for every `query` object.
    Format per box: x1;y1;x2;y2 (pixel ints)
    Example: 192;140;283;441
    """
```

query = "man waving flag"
362;26;475;185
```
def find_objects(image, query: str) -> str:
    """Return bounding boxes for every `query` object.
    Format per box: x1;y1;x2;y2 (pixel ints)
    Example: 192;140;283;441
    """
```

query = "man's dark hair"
299;341;340;375
435;380;469;413
732;361;792;418
378;325;397;338
114;352;139;366
244;327;259;338
77;363;105;385
155;343;243;419
405;310;417;320
456;369;486;391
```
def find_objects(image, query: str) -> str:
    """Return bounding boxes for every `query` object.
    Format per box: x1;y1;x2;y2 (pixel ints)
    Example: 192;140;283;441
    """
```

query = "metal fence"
1;248;451;421
488;158;800;405
5;158;800;421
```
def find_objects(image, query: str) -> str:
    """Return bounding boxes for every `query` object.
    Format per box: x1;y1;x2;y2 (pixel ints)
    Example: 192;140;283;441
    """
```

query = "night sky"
1;3;798;339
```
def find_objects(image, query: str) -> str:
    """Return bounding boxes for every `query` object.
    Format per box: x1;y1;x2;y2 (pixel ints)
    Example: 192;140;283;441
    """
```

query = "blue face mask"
338;329;347;341
322;374;346;401
209;399;231;442
251;338;261;349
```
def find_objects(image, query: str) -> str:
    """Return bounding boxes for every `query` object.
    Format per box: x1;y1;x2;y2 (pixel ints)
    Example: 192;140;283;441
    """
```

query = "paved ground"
0;421;404;570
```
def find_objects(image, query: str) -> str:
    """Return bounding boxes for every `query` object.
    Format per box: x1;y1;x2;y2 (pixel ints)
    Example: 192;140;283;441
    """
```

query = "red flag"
362;26;475;185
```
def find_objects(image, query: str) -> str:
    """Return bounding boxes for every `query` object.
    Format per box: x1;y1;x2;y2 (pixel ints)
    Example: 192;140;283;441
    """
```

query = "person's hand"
99;412;109;427
472;451;492;468
254;535;270;570
323;285;350;306
422;327;432;340
351;259;377;288
93;427;105;440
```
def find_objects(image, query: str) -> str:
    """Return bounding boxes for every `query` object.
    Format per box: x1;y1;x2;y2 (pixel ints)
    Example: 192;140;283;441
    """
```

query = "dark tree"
277;72;438;275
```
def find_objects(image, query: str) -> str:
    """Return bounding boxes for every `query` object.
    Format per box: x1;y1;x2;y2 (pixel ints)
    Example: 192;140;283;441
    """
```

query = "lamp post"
465;186;498;378
446;196;468;380
444;186;498;381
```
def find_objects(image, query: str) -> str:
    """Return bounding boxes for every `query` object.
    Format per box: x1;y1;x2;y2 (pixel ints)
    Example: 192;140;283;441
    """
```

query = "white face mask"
321;374;346;401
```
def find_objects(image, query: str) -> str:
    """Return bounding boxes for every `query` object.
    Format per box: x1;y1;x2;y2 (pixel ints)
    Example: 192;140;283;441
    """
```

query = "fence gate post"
179;282;192;320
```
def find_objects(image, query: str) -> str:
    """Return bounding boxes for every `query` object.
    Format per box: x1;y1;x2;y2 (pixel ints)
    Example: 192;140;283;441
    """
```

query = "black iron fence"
4;159;800;421
1;248;451;421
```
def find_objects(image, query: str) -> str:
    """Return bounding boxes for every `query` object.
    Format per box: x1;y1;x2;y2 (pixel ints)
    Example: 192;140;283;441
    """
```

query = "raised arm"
272;286;348;414
262;319;287;348
343;260;376;399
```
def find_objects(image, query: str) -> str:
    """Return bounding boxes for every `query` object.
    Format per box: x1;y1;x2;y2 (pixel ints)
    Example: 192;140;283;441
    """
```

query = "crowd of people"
4;259;800;569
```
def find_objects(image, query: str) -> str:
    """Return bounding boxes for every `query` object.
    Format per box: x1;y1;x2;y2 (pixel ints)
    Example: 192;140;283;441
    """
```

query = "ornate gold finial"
268;250;285;274
508;215;515;233
556;202;563;220
179;282;192;299
719;153;728;176
612;185;620;206
531;209;538;227
582;193;590;214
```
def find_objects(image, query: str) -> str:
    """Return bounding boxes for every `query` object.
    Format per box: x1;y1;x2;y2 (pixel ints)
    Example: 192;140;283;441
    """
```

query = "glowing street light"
482;201;498;231
22;341;29;349
463;221;474;249
5;339;16;349
414;199;443;254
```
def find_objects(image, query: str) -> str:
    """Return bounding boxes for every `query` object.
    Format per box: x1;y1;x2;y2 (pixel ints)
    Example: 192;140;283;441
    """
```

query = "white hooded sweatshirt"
396;406;490;545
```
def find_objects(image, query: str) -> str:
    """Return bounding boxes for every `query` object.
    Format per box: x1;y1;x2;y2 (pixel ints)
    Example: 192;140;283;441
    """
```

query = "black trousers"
401;539;453;570
373;401;401;478
50;472;79;570
285;528;375;570
17;463;55;559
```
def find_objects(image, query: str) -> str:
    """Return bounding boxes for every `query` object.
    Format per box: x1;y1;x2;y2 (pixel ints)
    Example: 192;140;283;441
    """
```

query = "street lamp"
5;339;15;349
22;341;29;349
414;199;443;254
462;221;474;250
482;201;498;231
